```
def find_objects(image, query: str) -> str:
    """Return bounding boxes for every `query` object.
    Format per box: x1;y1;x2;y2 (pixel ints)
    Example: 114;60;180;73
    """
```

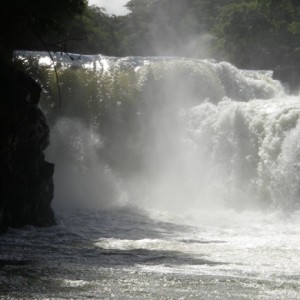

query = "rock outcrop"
0;61;55;233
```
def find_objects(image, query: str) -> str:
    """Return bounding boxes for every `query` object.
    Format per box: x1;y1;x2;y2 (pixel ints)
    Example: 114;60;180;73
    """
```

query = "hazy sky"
88;0;129;15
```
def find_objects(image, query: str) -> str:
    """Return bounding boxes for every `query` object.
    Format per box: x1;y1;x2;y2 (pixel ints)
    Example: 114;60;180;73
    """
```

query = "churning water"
1;52;300;299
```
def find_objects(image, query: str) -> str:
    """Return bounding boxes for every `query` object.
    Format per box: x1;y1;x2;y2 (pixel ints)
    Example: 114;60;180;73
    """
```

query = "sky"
88;0;129;15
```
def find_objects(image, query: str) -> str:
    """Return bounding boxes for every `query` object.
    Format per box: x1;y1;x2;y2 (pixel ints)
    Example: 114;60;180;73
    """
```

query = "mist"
125;0;216;59
46;117;126;210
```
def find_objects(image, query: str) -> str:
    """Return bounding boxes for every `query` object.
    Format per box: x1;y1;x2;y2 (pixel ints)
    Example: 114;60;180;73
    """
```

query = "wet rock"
0;61;55;233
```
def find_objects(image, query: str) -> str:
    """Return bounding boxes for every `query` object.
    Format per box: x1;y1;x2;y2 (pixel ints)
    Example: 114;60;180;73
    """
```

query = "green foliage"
213;0;300;68
256;0;299;31
213;2;272;67
49;6;126;56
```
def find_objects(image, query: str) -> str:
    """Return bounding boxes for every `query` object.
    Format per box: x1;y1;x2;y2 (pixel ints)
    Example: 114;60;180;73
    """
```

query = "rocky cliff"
0;61;55;233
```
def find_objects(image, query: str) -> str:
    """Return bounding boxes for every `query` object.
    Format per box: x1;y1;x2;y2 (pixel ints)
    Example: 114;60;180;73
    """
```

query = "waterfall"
15;51;300;212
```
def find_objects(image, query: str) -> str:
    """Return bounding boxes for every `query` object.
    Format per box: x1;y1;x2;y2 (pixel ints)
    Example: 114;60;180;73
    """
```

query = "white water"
2;52;300;299
36;53;300;212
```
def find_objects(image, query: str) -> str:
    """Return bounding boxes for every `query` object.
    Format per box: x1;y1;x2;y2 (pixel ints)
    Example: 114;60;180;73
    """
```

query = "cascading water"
1;51;300;299
17;51;296;212
15;54;292;209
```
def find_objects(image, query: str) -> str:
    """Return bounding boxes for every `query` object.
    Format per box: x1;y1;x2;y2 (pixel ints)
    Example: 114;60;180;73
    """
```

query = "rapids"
1;51;300;299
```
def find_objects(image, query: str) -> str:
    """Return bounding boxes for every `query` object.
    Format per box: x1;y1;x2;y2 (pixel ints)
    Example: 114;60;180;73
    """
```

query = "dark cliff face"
0;61;56;233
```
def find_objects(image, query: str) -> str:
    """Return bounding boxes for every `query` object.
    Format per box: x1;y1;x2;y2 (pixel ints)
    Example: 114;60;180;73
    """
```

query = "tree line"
63;0;300;72
2;0;300;73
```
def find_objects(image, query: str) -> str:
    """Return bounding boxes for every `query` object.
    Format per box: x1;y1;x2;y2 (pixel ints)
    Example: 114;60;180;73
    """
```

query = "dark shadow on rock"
0;59;55;233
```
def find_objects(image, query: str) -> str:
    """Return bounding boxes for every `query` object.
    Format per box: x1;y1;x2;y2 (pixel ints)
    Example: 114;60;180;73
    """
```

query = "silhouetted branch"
32;32;62;108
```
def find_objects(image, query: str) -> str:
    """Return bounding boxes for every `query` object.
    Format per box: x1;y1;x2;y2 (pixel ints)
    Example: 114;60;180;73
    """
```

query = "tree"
256;0;300;33
213;0;300;69
0;0;87;61
50;5;126;56
213;2;273;68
